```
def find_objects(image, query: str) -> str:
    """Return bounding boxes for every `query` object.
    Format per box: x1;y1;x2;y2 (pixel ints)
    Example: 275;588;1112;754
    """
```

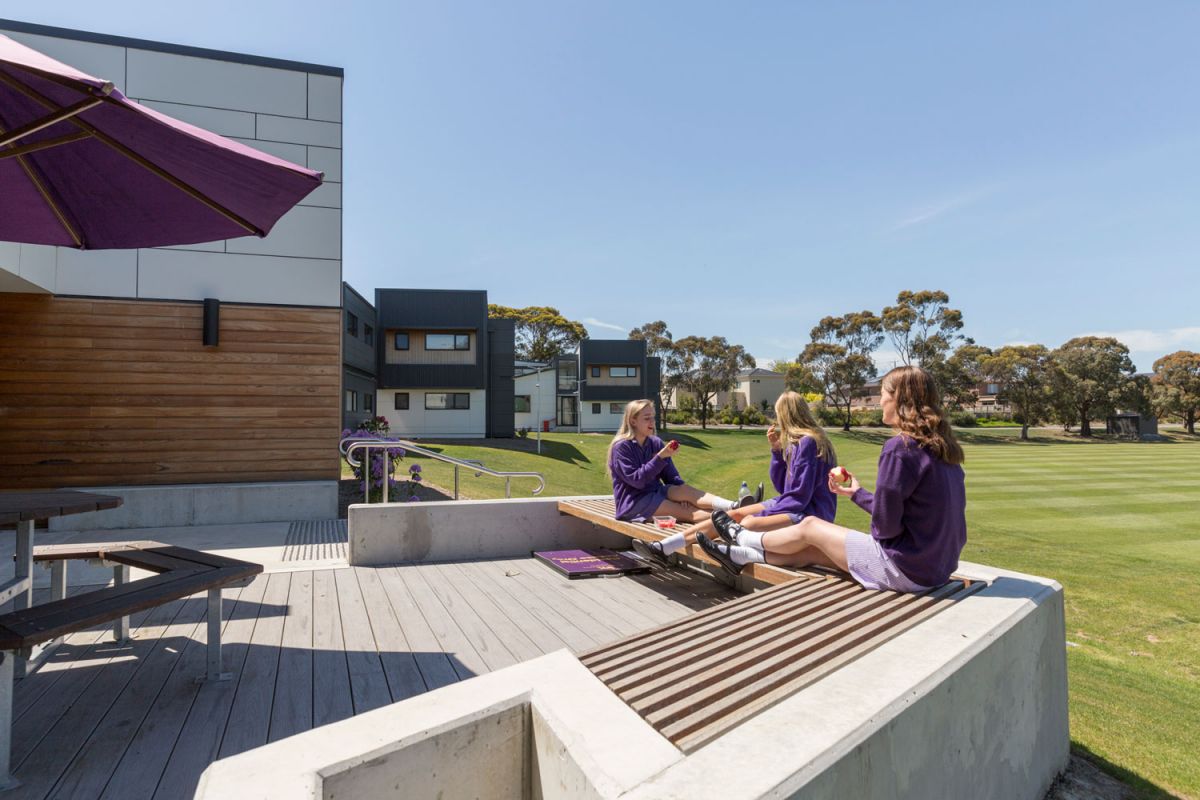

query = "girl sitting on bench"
700;366;967;592
672;391;838;555
608;399;741;566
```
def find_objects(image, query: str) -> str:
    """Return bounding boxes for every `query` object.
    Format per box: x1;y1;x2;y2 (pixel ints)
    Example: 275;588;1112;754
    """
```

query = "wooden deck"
5;559;737;799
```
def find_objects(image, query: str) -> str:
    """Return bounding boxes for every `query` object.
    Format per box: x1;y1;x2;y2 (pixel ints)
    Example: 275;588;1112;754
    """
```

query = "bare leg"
759;516;853;572
666;484;729;512
650;499;709;524
765;546;843;571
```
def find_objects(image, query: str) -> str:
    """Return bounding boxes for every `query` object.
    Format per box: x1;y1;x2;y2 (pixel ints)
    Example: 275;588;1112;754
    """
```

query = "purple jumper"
759;437;837;523
610;436;685;521
851;435;967;587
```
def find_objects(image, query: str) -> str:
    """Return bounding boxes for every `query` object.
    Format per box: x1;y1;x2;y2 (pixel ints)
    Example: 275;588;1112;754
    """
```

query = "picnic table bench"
0;541;261;789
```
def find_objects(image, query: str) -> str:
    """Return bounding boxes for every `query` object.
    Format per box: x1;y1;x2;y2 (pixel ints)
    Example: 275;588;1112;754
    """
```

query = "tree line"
489;297;1200;439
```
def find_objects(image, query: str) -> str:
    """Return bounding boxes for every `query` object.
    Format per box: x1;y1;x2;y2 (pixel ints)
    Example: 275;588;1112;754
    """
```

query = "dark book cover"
532;548;652;579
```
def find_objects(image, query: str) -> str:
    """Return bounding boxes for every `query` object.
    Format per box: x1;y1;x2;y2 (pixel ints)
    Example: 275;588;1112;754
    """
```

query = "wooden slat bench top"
0;542;261;651
0;490;122;525
580;575;986;752
557;497;838;586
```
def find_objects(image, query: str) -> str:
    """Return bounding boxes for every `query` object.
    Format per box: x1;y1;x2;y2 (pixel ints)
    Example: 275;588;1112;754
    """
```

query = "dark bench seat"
0;541;261;790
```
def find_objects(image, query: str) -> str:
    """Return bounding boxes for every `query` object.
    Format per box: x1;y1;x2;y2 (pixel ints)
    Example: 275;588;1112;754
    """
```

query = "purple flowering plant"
341;416;406;503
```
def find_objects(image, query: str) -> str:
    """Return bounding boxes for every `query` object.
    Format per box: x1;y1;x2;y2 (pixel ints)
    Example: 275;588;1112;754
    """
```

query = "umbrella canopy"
0;33;324;250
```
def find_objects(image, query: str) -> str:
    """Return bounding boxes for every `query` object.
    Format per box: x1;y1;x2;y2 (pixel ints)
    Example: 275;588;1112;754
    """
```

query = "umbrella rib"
0;106;85;248
0;96;103;149
0;130;91;161
0;71;266;238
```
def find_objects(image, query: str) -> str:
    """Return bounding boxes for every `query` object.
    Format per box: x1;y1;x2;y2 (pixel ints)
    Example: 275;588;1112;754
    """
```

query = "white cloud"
583;317;627;334
886;184;998;233
1082;326;1200;352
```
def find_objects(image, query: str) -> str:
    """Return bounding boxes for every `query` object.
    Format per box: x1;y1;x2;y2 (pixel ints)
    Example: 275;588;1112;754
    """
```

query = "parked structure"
342;282;377;431
0;19;343;525
556;339;661;432
374;288;514;439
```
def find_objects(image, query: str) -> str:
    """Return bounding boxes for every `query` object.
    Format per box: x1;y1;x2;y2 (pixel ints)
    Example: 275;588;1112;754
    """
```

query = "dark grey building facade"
342;282;377;432
556;339;662;431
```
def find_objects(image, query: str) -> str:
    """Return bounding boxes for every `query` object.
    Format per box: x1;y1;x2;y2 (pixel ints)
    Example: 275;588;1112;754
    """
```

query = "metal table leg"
204;588;231;682
0;651;18;790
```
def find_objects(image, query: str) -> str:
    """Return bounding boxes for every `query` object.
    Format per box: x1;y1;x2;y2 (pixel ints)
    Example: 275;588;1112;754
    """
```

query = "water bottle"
737;481;751;503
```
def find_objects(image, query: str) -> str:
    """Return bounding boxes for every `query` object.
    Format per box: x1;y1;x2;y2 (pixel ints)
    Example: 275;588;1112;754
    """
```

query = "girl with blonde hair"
608;399;740;564
632;391;839;566
701;367;967;593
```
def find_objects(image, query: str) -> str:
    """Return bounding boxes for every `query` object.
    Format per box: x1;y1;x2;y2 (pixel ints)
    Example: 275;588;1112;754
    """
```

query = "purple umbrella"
0;33;323;249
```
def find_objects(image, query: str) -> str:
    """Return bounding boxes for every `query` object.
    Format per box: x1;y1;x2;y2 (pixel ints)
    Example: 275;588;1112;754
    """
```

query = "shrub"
816;405;843;427
666;410;692;425
949;411;978;427
852;409;886;427
742;406;767;426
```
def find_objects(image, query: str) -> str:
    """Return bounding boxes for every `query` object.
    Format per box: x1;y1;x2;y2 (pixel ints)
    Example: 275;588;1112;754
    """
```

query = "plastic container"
653;515;677;529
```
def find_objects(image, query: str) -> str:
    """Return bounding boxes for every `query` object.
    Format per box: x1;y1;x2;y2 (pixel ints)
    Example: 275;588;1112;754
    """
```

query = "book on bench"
532;548;651;580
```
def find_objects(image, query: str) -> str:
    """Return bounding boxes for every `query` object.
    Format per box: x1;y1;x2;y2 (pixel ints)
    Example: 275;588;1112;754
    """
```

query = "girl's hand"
828;470;860;496
766;425;781;450
656;444;675;460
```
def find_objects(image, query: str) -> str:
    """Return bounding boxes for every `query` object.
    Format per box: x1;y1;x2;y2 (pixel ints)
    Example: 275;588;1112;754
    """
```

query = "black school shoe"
697;533;744;577
632;538;671;568
710;509;741;545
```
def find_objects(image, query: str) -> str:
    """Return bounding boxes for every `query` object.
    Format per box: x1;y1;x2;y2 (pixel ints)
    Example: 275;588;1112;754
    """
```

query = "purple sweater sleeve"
659;456;685;486
768;448;787;493
610;439;667;490
863;440;920;540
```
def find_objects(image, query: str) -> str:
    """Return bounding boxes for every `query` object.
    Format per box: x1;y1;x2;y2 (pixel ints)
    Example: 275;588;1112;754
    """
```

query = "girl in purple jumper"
608;400;740;559
702;366;967;592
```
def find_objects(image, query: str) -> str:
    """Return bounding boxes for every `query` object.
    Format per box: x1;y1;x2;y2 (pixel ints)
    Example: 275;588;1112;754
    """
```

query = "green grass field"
349;427;1200;798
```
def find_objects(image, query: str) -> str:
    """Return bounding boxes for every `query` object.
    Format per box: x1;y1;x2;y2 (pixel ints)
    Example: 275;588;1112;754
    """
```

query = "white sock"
729;545;765;565
710;496;735;511
660;532;687;555
736;530;765;552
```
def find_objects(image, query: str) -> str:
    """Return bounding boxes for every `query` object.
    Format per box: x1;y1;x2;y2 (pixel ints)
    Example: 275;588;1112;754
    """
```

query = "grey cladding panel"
581;339;645;364
379;364;483;390
375;289;487;331
581;386;651;402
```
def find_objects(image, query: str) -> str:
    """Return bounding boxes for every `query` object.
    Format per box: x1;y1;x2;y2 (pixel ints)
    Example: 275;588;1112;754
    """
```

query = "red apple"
830;466;850;483
668;439;679;450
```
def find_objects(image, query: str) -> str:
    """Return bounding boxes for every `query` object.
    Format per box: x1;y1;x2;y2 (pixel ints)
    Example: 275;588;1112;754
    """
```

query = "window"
515;395;531;413
591;402;602;414
986;383;1001;395
344;390;358;412
394;392;409;410
364;394;374;413
345;312;358;336
591;366;601;378
426;392;471;410
609;403;623;414
364;324;374;346
394;332;409;350
426;333;470;351
609;366;638;378
558;360;578;392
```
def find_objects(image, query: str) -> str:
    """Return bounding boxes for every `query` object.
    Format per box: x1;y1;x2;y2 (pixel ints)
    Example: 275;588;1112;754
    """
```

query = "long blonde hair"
775;391;836;468
606;399;657;477
882;366;964;465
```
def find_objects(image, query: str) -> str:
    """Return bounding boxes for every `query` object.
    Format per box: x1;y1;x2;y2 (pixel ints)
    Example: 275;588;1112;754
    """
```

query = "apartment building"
556;339;661;432
341;282;377;431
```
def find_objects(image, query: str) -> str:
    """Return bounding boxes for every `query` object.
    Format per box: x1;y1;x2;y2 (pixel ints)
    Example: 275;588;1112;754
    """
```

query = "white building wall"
0;24;342;308
580;400;627;433
378;389;487;439
513;371;558;432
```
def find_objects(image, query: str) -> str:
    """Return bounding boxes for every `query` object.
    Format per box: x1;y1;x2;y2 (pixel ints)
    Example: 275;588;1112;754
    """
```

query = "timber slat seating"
580;573;985;751
0;542;260;651
559;497;985;750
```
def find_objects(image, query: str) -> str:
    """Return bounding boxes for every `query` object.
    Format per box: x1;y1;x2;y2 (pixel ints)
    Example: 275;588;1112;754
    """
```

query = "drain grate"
282;519;347;562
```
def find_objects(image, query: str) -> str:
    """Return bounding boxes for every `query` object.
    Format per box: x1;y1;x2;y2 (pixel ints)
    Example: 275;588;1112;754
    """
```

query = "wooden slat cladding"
0;293;340;489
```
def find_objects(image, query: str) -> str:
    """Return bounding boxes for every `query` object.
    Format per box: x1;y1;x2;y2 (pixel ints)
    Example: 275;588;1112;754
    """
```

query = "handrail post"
382;449;389;503
505;477;511;498
454;465;459;500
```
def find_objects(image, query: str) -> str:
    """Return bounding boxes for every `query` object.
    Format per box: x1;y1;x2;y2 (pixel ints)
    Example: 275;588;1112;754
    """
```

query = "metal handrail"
339;436;545;503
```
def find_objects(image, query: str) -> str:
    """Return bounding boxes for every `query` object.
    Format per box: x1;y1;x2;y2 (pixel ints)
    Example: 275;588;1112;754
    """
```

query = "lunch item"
830;466;851;483
653;515;677;529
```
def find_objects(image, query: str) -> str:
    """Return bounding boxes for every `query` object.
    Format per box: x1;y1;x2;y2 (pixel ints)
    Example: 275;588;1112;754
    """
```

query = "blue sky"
19;2;1200;371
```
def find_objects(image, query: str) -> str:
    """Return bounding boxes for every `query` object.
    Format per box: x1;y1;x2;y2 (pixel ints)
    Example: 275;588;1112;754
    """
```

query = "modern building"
665;368;784;413
374;288;514;439
556;339;661;432
513;362;558;433
0;19;343;525
342;282;377;432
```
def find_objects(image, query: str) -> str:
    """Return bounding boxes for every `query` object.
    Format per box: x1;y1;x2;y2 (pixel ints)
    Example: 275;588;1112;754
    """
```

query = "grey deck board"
216;572;290;759
150;574;269;800
99;584;245;800
9;560;738;800
333;568;392;716
269;569;313;742
310;569;354;728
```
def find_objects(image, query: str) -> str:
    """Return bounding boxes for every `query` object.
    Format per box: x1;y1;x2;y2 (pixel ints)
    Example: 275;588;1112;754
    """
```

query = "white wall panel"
4;31;126;85
125;49;307;116
307;146;342;182
17;245;58;292
308;74;342;122
138;99;256;138
137;248;340;306
380;390;487;438
298;182;341;209
255;114;341;147
55;248;137;297
225;205;340;260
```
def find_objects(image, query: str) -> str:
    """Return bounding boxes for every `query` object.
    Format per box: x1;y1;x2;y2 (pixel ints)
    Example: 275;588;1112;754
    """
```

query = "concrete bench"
0;541;261;789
